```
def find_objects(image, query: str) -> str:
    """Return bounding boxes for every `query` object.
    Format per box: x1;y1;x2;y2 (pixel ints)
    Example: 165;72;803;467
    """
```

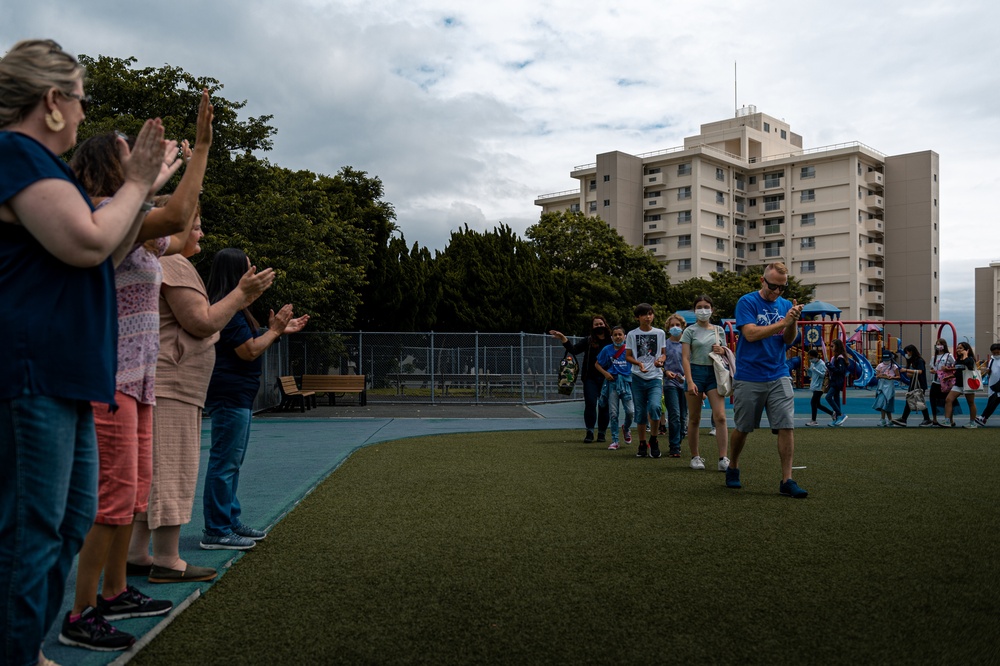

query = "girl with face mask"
928;339;955;427
892;345;931;427
680;296;729;471
662;314;689;457
945;342;978;427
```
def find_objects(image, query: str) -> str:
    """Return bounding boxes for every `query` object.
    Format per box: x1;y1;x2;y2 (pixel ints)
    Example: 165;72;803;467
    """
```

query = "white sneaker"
690;456;706;470
804;421;819;427
963;421;978;429
708;427;717;436
717;456;730;471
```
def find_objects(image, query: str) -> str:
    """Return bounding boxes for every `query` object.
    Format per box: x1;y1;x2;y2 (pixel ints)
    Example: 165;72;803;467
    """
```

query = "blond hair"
0;39;84;128
765;262;788;276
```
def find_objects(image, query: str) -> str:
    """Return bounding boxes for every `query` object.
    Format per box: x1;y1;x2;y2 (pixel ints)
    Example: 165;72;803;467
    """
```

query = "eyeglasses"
60;90;91;114
761;278;788;293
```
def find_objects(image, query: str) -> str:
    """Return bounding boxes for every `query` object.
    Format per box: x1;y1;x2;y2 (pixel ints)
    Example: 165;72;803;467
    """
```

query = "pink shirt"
115;237;170;404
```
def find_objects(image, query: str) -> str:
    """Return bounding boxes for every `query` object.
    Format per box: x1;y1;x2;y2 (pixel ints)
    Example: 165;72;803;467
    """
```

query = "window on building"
764;218;783;235
677;163;692;176
678;186;692;200
678;258;692;272
716;192;725;205
800;237;815;249
603;199;610;207
801;213;815;226
764;241;784;258
645;214;661;221
764;195;783;211
646;191;661;199
749;175;757;185
677;211;692;224
603;175;610;182
800;166;815;179
934;271;937;279
716;214;726;228
716;238;725;251
678;235;691;248
716;167;725;181
859;188;863;200
646;238;662;245
858;162;862;176
764;122;770;132
749;243;757;251
934;296;938;304
717;262;726;272
764;172;783;188
648;224;657;229
780;129;787;139
934;198;937;206
736;224;746;236
749;221;757;229
569;203;580;212
934;174;937;182
589;179;596;191
801;260;815;273
749;198;757;207
646;167;660;174
800;189;815;203
589;201;597;212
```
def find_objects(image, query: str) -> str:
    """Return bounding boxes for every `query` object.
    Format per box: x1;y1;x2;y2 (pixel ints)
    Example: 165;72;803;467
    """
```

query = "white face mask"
695;308;712;322
994;354;1000;361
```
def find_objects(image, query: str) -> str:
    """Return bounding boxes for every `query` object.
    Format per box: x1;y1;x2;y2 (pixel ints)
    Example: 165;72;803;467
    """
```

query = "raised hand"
120;118;165;191
194;89;214;149
284;314;310;335
268;304;294;335
237;266;276;305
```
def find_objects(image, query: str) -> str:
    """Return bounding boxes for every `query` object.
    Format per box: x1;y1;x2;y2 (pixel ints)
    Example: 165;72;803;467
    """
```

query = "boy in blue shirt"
725;263;807;498
596;326;636;450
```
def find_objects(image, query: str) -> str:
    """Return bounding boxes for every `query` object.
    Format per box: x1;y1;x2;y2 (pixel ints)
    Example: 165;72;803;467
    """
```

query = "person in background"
595;325;635;451
803;348;834;426
0;39;167;663
549;317;612;443
892;345;931;427
662;314;688;457
825;339;850;427
974;343;1000;427
872;351;900;427
200;249;309;550
944;342;978;428
927;339;955;427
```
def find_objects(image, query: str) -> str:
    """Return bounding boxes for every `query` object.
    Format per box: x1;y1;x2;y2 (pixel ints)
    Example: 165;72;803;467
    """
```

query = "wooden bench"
276;376;316;413
300;374;367;406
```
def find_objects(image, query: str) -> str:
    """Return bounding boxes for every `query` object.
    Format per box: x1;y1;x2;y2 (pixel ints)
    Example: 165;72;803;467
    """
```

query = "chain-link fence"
255;332;586;409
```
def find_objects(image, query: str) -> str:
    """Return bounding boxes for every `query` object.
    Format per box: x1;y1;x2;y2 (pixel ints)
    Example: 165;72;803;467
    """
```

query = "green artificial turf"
134;428;999;665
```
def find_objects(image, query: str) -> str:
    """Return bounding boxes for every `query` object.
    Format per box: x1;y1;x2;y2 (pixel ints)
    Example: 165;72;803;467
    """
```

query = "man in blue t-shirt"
725;263;808;498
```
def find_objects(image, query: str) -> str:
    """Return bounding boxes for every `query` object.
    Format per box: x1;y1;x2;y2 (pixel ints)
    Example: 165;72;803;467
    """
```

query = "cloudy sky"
5;0;998;343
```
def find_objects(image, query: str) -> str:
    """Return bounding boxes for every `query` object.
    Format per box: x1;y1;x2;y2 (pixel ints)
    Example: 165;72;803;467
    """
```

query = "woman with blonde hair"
0;39;167;663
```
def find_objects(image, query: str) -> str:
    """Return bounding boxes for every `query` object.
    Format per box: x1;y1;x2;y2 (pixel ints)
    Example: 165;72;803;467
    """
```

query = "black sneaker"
97;585;172;620
658;423;667;436
596;431;606;443
636;442;648;457
583;430;595;443
649;436;661;458
58;607;135;651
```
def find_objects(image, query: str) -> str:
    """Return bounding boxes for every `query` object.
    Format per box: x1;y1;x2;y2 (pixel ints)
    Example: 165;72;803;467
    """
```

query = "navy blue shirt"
0;131;117;403
206;312;263;409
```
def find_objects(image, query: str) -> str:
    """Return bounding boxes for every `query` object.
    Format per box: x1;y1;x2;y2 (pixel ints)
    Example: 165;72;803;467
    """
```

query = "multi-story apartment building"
535;107;939;321
975;261;1000;347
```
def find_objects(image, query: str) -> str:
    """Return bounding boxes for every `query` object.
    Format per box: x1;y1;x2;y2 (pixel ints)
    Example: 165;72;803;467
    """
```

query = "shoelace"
81;612;118;637
125;585;152;605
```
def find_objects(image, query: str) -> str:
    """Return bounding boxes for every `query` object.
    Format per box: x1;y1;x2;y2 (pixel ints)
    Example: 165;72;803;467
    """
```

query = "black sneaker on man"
649;436;661;458
97;585;172;620
58;607;135;651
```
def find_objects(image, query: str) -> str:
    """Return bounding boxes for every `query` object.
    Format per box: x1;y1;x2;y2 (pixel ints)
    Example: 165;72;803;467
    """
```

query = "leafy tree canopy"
666;265;815;323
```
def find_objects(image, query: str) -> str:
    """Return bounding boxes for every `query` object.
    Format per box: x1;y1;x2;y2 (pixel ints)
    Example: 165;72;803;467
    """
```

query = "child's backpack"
557;353;578;395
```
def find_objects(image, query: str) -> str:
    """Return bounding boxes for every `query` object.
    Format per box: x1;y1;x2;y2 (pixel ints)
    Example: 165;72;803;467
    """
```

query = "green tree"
77;55;379;330
525;211;670;332
667;265;815;322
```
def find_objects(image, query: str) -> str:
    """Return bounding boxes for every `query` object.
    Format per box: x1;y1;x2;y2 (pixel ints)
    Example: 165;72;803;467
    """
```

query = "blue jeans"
606;379;634;441
1;394;97;666
203;406;253;536
663;385;687;453
631;376;663;426
582;376;610;434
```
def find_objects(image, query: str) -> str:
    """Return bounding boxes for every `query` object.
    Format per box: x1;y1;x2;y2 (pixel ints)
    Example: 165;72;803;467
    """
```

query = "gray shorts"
732;376;795;433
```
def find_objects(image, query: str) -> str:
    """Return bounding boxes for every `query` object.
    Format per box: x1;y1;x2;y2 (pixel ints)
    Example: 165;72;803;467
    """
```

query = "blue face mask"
669;326;682;337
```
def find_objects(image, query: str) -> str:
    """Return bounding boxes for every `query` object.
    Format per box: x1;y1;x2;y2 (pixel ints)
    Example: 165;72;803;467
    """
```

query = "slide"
847;347;876;389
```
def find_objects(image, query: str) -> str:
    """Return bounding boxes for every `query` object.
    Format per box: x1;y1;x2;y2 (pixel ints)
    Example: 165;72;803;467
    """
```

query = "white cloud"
5;0;1000;339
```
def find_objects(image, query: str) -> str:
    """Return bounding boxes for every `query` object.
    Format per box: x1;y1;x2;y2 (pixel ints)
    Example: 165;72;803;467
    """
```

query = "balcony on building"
735;178;746;192
869;243;884;256
864;218;884;234
865;171;884;189
761;222;784;238
865;265;884;280
643;197;665;211
762;199;784;214
764;247;785;259
645;173;663;186
865;194;884;210
761;176;783;191
647;244;668;258
735;224;747;237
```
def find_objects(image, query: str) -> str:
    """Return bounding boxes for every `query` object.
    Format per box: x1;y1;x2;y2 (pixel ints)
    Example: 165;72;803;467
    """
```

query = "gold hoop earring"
45;108;65;132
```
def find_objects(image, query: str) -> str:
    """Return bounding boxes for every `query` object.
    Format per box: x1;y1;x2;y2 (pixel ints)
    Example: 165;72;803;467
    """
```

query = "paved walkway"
42;391;992;664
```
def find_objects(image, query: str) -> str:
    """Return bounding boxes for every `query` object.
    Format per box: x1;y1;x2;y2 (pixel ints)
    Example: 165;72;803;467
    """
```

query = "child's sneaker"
596;431;606;443
608;441;619;450
635;442;648;457
962;421;979;429
804;420;819;427
717;456;730;471
877;419;887;428
708;427;717;436
725;467;742;489
668;450;682;458
690;456;706;470
891;419;907;427
97;585;172;620
975;416;987;427
649;436;661;459
58;607;135;651
658;423;667;435
622;427;632;444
